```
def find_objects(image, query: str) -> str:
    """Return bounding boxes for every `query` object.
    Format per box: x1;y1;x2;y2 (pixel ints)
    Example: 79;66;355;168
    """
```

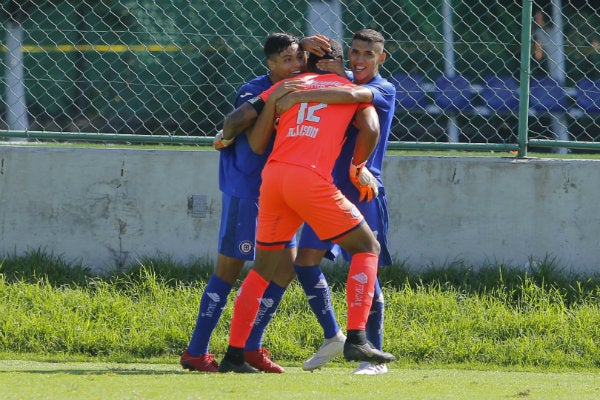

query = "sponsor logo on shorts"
239;240;254;254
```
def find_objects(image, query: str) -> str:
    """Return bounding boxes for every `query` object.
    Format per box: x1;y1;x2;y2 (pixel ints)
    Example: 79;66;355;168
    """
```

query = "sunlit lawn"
1;359;600;400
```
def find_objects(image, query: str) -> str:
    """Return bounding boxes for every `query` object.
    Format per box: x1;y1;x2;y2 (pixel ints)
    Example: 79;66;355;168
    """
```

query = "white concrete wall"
386;156;600;273
0;146;220;272
1;146;599;273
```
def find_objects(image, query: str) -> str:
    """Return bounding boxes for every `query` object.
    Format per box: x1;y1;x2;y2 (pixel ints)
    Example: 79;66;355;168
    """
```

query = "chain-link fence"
0;1;599;151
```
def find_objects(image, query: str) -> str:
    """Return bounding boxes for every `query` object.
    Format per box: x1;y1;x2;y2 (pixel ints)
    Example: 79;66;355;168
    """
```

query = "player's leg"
181;193;256;372
180;254;244;372
350;194;391;374
295;225;345;371
219;164;301;373
219;248;284;373
335;223;394;364
337;251;389;375
286;170;394;365
244;244;297;373
353;279;388;374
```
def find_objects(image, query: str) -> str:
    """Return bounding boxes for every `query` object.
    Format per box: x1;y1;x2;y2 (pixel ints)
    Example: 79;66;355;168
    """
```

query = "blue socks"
366;279;384;350
245;281;286;351
294;264;340;339
187;268;384;355
187;274;232;356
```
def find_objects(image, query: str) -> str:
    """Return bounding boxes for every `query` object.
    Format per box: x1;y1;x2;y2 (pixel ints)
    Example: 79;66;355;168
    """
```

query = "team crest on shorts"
239;240;254;254
350;204;361;219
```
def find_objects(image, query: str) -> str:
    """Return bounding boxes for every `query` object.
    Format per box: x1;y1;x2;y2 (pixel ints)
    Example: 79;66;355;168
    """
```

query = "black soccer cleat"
217;358;260;373
343;341;396;364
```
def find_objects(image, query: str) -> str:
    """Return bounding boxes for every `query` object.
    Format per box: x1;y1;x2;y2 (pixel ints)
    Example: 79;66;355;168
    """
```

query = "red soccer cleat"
244;348;285;373
180;349;219;373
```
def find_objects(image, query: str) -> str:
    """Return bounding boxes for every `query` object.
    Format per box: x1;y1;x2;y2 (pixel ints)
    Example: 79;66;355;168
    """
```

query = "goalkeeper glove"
349;160;379;202
213;130;235;151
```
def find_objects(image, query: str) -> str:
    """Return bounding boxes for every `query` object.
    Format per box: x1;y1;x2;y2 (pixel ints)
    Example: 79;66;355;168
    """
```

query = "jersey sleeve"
366;81;396;112
257;81;281;102
235;84;262;108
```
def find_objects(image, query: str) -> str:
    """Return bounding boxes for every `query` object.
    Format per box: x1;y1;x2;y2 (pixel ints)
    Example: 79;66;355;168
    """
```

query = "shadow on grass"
0;359;188;375
0;368;188;375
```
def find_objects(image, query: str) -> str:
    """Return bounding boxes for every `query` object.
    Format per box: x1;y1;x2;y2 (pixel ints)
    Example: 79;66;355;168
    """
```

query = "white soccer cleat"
302;330;346;371
352;362;389;375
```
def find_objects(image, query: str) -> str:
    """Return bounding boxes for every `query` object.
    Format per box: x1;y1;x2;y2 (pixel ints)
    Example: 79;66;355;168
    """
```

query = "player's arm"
349;105;380;202
246;79;304;154
352;105;379;165
275;85;373;115
212;102;260;150
221;102;259;141
244;95;276;155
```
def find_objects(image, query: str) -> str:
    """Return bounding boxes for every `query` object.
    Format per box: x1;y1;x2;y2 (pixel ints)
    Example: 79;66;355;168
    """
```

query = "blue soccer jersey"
333;74;396;201
218;75;275;199
299;73;396;266
217;74;297;260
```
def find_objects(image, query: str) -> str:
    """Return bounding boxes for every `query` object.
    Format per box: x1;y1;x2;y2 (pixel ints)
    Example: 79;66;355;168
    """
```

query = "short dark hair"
263;32;300;59
306;38;343;73
352;29;385;46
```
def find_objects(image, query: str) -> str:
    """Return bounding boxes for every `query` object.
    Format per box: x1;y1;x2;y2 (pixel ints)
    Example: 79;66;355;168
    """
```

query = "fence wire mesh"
0;1;599;149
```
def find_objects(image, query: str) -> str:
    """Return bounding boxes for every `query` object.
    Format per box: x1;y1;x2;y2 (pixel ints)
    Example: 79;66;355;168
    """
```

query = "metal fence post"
517;0;534;158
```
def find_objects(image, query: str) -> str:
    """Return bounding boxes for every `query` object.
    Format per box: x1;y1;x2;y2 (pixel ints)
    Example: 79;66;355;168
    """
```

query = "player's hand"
349;160;379;202
316;57;346;77
275;93;296;114
213;130;234;151
300;34;331;57
271;78;304;101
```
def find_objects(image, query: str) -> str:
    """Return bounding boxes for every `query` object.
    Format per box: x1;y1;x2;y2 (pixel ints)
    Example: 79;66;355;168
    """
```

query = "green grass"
1;360;600;400
2;250;600;398
2;250;600;368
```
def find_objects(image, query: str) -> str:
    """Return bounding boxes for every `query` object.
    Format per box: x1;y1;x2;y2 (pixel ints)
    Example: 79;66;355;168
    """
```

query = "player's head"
348;29;387;84
306;38;343;73
264;32;306;82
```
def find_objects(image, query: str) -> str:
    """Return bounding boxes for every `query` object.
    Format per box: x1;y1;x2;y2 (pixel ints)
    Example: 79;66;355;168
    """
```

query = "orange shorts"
256;161;364;249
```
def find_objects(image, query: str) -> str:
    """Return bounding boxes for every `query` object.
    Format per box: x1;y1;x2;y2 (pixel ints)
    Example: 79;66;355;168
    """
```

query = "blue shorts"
298;187;392;266
218;193;296;261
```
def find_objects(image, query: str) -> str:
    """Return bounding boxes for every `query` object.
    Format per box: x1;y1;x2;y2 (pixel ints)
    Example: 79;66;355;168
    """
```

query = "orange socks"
346;252;378;331
228;253;377;346
228;269;269;348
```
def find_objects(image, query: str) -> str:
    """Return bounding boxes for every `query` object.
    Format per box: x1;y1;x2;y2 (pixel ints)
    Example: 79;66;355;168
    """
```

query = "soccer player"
296;29;396;375
180;32;331;373
267;29;396;375
217;39;396;373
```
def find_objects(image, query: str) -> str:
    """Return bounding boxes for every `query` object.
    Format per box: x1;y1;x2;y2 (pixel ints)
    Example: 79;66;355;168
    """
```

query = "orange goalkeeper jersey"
258;73;373;180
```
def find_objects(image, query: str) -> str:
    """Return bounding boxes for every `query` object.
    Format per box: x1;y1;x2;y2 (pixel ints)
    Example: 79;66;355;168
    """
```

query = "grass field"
2;251;600;398
2;359;600;400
